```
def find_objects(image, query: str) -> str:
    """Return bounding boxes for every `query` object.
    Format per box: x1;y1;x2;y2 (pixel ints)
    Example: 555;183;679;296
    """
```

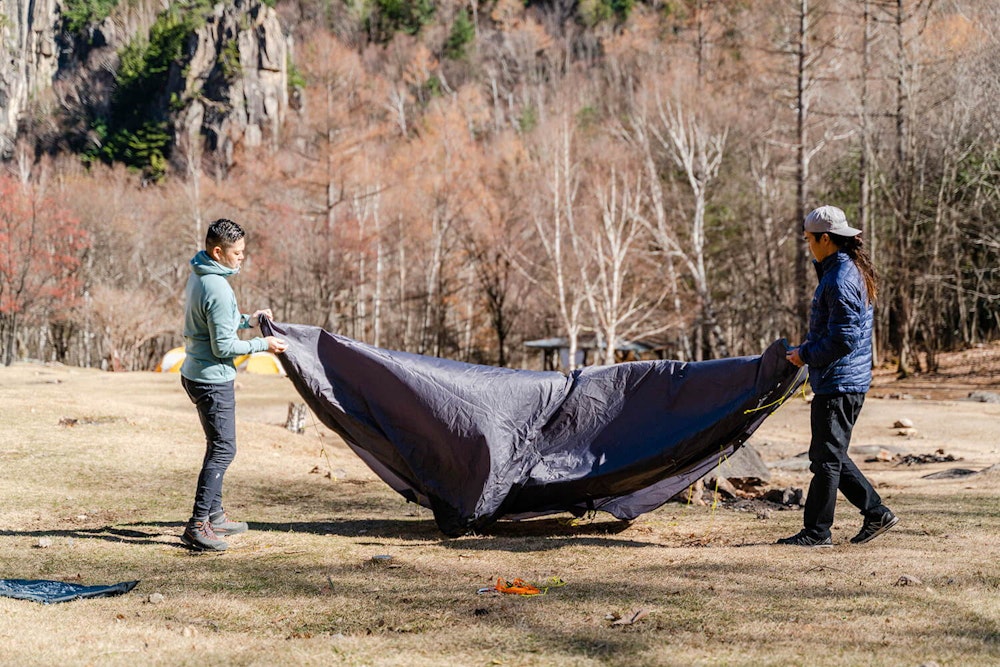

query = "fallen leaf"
611;609;649;626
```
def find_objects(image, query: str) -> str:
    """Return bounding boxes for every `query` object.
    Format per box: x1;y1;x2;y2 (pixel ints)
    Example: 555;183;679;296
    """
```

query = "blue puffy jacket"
799;251;874;395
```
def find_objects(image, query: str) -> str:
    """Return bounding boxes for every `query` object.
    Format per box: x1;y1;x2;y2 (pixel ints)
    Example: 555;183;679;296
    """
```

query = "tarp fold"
0;579;139;604
263;320;803;536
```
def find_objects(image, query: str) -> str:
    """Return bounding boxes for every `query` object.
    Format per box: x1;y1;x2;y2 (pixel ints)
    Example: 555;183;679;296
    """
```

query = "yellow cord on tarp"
742;366;808;415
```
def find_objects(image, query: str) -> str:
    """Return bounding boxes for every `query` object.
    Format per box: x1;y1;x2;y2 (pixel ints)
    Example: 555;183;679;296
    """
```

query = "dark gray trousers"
182;377;237;521
803;393;887;539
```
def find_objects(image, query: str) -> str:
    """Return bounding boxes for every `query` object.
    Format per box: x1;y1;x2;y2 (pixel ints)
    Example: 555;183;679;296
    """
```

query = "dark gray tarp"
262;320;804;536
0;579;139;604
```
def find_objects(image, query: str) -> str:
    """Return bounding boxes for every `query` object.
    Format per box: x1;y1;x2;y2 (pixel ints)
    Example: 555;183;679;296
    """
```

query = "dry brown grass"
1;361;998;667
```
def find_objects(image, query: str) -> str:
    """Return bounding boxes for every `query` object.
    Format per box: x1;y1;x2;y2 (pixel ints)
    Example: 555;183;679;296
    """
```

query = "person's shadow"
1;516;660;552
239;516;660;551
0;525;172;547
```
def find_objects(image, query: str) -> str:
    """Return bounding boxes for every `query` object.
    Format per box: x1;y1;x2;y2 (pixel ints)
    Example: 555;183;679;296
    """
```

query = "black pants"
803;393;886;539
182;377;237;521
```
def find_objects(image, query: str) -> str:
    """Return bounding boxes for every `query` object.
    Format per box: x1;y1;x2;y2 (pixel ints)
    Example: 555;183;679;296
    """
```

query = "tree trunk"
794;0;811;342
859;0;878;366
285;403;307;434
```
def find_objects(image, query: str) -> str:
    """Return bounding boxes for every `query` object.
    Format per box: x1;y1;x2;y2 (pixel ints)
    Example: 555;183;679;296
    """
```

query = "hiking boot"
851;510;899;544
181;520;228;551
776;531;833;548
209;511;248;536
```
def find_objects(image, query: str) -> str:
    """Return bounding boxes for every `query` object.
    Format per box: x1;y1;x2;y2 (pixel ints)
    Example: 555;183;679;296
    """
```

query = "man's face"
211;238;246;270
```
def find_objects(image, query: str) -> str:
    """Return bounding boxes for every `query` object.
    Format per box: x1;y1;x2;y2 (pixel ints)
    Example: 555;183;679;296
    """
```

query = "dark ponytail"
829;234;878;305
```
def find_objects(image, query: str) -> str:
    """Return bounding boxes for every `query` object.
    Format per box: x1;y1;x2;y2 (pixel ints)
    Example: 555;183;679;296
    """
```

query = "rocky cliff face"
0;0;63;157
176;0;291;170
0;0;290;168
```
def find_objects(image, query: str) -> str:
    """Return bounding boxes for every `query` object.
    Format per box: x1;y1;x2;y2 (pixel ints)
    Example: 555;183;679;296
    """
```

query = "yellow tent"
234;351;286;376
156;348;285;375
156;347;186;373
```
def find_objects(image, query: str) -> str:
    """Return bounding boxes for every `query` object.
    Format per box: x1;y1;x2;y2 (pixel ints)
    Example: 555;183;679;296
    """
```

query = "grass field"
1;362;998;666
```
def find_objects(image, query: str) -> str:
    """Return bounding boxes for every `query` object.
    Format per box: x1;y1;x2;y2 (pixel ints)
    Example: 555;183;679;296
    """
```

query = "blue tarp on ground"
0;579;139;604
263;320;804;536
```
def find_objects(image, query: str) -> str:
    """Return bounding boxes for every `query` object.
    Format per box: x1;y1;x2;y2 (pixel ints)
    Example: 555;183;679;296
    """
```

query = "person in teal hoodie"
180;218;287;551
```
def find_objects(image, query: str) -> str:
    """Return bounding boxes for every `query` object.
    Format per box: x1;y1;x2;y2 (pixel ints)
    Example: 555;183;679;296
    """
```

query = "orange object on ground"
495;578;542;595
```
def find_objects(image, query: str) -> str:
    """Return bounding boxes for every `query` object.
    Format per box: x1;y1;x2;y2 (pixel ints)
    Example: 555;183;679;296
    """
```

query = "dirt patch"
870;340;1000;400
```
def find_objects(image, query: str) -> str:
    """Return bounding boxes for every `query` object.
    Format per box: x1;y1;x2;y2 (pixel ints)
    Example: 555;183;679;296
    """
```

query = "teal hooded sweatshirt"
181;250;268;384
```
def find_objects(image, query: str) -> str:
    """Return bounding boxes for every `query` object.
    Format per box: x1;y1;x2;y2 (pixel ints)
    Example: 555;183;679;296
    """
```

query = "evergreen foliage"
63;0;119;34
367;0;435;42
86;0;213;180
444;10;475;60
578;0;636;25
219;39;242;80
518;106;538;133
288;57;307;90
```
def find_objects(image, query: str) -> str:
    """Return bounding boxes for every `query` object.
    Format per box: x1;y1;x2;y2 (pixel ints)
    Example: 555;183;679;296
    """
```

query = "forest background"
1;0;998;374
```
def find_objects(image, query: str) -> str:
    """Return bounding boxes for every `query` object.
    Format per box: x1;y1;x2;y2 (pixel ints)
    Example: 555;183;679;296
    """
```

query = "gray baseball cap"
804;205;862;237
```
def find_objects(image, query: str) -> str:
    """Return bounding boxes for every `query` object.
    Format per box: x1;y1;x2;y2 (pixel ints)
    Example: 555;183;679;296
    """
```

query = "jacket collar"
813;250;847;279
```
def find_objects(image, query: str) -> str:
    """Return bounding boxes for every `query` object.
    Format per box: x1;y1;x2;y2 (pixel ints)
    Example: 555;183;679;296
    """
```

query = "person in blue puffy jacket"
180;219;288;551
779;205;898;547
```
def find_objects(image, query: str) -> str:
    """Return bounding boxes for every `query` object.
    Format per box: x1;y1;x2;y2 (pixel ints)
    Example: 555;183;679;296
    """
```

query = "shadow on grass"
0;517;659;553
0;525;179;548
237;517;661;551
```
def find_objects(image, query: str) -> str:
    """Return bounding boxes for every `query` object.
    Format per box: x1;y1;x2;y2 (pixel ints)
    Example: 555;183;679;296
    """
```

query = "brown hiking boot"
209;511;248;536
181;519;228;551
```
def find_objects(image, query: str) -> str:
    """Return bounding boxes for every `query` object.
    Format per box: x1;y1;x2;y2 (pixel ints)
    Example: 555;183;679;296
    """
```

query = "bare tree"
619;106;690;359
528;114;589;371
584;166;669;364
646;97;730;359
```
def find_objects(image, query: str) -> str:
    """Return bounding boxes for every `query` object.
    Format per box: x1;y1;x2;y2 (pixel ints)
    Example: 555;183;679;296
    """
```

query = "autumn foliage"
0;174;89;365
3;1;999;372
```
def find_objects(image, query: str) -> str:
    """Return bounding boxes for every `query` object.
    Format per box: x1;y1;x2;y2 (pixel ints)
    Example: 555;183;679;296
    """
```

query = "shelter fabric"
0;579;139;604
262;320;804;536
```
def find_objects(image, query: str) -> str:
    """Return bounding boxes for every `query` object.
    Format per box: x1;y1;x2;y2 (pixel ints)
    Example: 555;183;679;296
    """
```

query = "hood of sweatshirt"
190;250;239;277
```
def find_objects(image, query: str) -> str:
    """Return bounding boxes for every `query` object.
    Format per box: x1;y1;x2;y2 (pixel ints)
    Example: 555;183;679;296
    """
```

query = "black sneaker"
851;511;899;544
209;511;248;536
776;531;833;548
181;520;228;551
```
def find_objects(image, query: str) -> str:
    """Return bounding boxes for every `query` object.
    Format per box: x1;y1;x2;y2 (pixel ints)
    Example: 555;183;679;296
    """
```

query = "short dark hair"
206;218;245;250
